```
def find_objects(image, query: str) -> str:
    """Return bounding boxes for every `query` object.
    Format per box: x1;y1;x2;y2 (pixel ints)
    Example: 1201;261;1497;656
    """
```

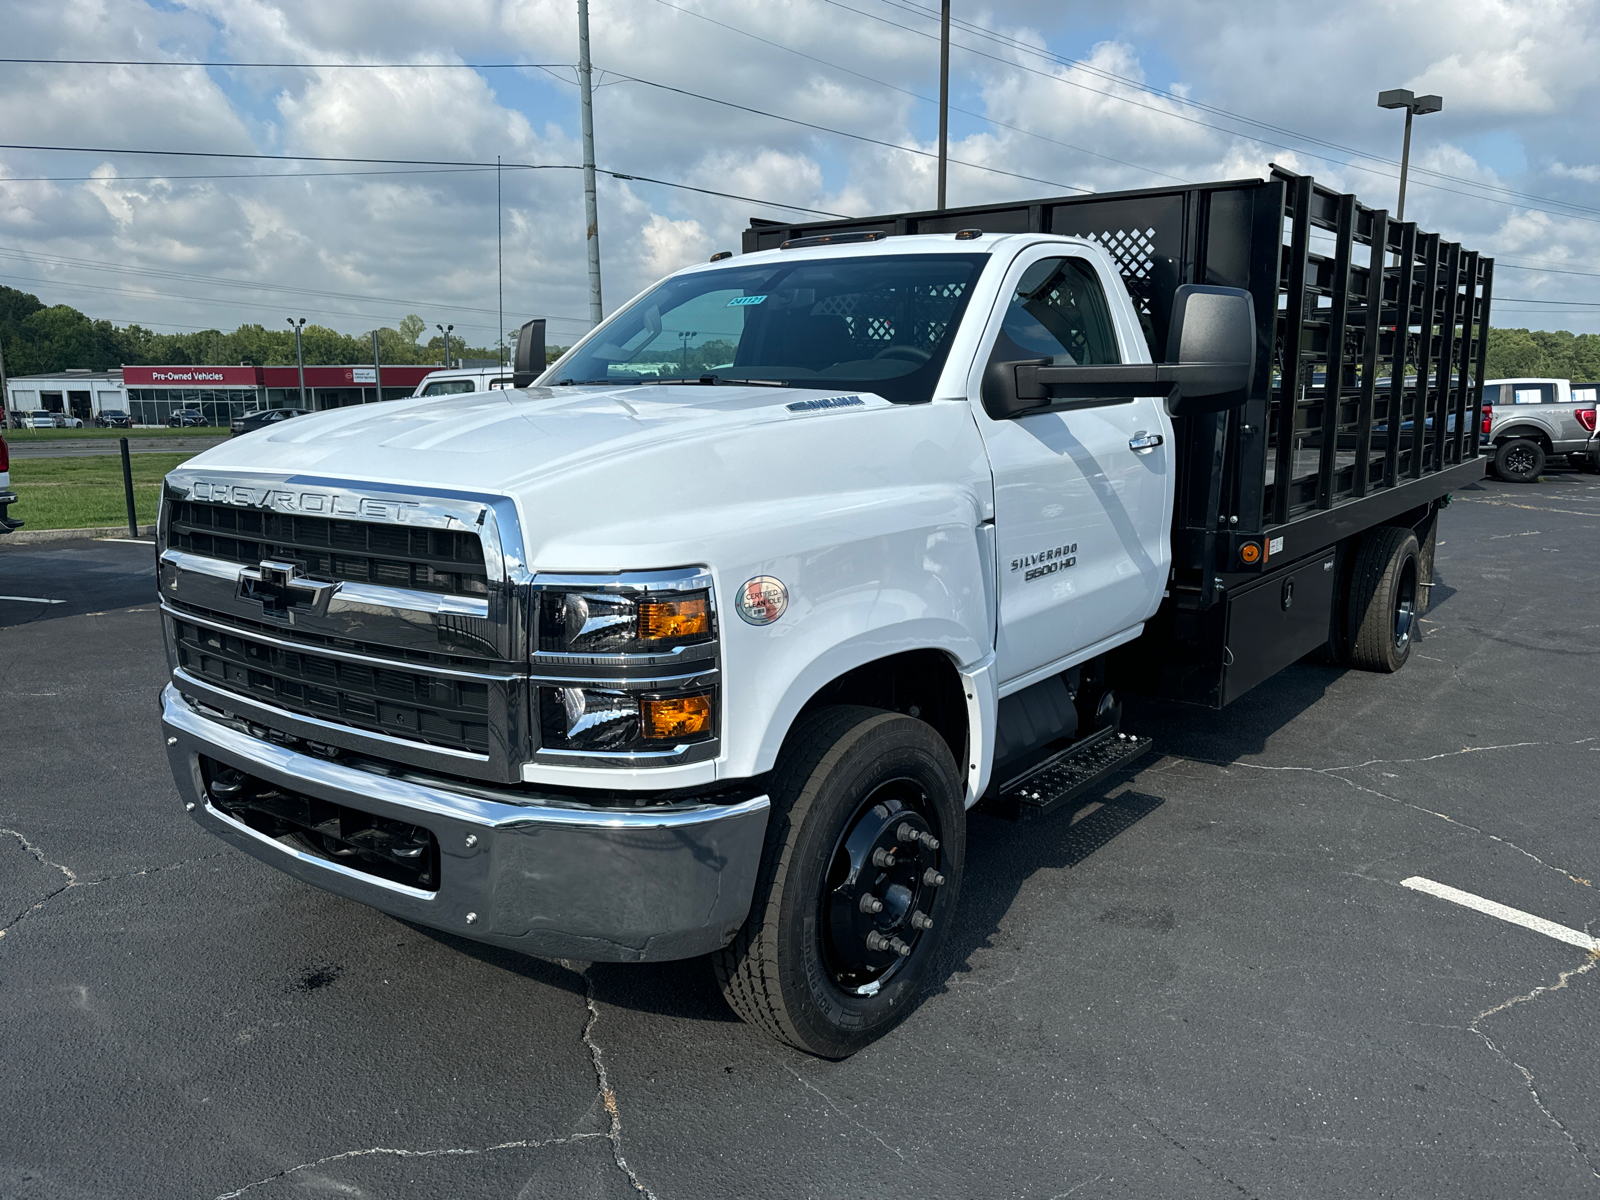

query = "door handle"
1128;432;1164;452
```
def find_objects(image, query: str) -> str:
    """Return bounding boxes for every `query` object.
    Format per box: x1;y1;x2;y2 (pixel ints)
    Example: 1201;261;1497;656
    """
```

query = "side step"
979;726;1153;822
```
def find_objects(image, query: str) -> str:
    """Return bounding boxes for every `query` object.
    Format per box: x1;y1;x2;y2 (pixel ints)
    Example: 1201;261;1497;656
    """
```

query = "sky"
1;0;1598;351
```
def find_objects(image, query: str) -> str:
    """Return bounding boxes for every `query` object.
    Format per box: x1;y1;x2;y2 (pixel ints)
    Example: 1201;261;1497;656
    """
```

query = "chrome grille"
166;499;488;597
172;616;491;753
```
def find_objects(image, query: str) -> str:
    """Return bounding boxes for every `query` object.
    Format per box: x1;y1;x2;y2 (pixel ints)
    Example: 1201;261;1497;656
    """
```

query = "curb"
1;524;157;545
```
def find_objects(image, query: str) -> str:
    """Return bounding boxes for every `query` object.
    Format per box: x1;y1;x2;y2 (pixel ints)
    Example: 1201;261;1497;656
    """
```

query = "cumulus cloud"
0;0;1597;341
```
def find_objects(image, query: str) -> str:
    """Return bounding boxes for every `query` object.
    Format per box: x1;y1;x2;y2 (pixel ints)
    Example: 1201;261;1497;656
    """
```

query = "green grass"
5;425;222;441
8;452;196;530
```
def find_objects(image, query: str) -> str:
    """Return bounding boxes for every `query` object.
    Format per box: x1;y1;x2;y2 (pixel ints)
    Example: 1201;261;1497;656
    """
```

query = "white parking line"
97;538;153;545
1402;876;1600;951
0;595;65;605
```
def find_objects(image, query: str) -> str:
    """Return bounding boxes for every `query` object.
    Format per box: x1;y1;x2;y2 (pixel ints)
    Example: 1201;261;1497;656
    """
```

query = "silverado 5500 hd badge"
1013;543;1077;582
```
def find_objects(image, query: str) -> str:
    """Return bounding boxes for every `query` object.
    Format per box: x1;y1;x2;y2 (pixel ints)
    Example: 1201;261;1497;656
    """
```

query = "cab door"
969;248;1174;688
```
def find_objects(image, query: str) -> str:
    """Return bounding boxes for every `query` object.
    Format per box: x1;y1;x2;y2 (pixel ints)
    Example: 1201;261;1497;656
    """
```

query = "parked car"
230;408;305;437
24;409;61;430
167;409;207;428
411;365;514;397
1481;378;1598;481
95;409;133;428
0;431;18;534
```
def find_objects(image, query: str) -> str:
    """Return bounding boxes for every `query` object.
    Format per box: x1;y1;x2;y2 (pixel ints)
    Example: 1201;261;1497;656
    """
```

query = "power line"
0;143;847;217
604;71;1092;194
640;0;1185;185
821;0;1600;224
0;246;595;327
0;58;571;69
2;166;502;183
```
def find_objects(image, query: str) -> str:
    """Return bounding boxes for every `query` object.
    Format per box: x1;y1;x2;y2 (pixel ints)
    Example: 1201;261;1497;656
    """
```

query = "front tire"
1493;437;1545;483
714;706;964;1058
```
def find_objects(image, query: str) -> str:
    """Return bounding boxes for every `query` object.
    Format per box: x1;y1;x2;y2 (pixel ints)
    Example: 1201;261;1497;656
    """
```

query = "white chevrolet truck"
158;170;1493;1056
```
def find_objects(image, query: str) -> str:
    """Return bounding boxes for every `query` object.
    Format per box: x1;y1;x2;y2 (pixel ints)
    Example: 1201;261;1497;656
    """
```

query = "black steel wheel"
1346;525;1421;673
713;705;964;1058
1493;437;1545;483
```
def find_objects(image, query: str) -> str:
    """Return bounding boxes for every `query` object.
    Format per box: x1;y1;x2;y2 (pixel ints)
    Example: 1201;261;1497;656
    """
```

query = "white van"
410;366;514;398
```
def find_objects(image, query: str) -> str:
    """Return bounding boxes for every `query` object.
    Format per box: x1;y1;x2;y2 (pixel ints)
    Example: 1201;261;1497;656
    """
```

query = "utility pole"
0;330;10;429
287;317;307;410
937;0;950;211
371;329;384;403
497;154;505;369
578;0;603;325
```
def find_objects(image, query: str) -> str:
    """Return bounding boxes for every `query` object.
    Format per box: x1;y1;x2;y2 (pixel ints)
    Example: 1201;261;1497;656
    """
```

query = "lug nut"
923;868;945;887
888;937;913;957
859;894;884;914
872;848;897;869
910;911;934;931
919;832;940;850
865;931;891;952
897;822;919;843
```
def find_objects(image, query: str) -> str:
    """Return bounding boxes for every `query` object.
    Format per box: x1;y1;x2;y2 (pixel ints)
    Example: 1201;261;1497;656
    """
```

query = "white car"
24;409;61;429
410;366;515;397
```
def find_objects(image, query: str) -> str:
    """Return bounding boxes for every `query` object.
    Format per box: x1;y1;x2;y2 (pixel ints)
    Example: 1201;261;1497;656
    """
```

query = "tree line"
0;283;1592;383
0;286;569;377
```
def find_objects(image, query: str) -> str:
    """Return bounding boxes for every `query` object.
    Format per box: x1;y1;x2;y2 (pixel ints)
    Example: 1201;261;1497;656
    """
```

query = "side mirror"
1163;285;1255;417
512;318;546;388
980;284;1256;421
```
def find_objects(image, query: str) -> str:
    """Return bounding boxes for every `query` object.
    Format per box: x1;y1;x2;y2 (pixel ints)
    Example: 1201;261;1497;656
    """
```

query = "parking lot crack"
1107;1094;1259;1198
1469;954;1600;1181
580;968;659;1198
1190;749;1597;890
1;832;232;940
782;1063;905;1160
210;1133;609;1199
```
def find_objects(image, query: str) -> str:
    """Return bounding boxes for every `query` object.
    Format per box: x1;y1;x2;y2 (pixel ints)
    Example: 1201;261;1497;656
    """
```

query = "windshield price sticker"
727;294;768;307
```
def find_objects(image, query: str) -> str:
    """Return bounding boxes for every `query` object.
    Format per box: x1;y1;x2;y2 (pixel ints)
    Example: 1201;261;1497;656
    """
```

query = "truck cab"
157;170;1490;1057
410;365;515;397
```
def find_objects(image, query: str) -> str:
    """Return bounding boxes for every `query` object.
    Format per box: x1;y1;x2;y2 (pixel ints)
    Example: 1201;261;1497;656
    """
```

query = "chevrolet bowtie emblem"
238;560;337;618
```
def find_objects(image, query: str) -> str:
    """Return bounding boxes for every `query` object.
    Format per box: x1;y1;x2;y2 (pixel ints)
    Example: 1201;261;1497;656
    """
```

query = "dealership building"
6;363;442;426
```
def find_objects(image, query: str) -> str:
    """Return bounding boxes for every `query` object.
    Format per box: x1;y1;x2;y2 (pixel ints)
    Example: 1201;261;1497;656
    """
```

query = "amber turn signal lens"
638;596;710;641
640;694;713;740
1239;542;1261;564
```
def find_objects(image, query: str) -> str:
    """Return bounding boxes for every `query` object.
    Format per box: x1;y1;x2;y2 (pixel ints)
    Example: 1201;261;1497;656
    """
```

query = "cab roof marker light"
778;230;889;250
953;228;984;240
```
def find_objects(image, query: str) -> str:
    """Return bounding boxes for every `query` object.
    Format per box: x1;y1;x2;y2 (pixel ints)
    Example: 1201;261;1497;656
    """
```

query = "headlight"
537;588;714;655
539;685;717;752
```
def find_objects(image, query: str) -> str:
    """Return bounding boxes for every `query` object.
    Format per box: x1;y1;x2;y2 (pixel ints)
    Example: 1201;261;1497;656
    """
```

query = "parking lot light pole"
1377;89;1442;222
287;317;307;410
437;324;454;369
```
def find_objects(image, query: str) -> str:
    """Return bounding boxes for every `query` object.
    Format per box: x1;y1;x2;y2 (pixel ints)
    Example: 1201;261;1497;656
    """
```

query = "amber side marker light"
639;596;710;640
641;694;713;740
1239;542;1262;564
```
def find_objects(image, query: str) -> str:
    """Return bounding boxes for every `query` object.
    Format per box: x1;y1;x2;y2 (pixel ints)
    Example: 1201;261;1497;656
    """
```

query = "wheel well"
1495;426;1552;452
792;649;969;772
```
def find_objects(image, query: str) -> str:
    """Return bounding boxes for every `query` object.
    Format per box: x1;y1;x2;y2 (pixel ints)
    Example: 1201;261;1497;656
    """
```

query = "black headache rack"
745;168;1493;706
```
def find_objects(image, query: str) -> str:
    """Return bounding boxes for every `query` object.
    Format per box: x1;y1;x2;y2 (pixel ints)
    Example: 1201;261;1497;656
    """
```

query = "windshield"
553;252;989;404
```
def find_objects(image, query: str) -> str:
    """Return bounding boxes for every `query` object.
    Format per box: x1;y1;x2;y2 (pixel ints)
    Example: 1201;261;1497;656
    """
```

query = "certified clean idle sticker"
736;576;788;625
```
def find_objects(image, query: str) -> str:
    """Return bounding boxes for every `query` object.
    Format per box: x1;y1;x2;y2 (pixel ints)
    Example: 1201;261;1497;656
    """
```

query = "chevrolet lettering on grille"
237;559;338;618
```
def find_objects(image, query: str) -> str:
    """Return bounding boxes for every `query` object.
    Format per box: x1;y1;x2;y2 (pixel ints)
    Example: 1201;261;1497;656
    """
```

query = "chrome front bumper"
161;685;770;962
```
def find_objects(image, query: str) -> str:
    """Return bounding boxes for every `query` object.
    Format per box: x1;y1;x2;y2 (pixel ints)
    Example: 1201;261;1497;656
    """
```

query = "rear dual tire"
1346;526;1421;673
714;706;964;1059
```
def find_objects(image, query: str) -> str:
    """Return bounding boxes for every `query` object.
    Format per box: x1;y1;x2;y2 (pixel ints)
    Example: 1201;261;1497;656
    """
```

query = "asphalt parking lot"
3;470;1598;1200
